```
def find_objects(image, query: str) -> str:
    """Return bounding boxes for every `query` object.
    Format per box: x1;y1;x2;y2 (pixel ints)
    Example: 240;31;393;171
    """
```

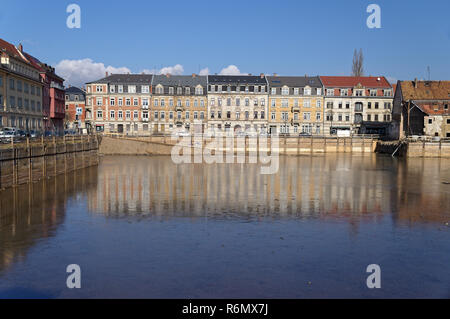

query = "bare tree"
352;49;364;77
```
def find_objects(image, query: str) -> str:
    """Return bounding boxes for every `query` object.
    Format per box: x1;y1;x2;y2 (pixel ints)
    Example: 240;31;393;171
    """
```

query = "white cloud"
141;64;184;76
55;58;131;87
199;67;210;76
219;65;246;75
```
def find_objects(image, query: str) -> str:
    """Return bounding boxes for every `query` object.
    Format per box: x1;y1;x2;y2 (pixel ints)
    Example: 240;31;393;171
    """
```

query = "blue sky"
1;0;449;86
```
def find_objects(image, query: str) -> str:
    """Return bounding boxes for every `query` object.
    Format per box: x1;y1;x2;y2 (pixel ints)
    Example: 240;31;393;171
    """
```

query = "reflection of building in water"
394;158;450;224
89;155;405;220
0;167;98;272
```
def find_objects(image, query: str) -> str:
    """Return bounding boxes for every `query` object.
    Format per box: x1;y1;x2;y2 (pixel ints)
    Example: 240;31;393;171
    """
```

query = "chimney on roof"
260;73;265;78
105;71;109;77
414;78;418;88
18;43;23;52
166;73;171;78
192;73;197;78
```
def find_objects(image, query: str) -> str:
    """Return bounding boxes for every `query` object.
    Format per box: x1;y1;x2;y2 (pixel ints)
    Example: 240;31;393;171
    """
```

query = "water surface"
0;155;449;298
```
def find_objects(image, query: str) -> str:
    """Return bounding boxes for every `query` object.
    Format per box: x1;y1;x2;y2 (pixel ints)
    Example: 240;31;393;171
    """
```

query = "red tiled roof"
320;76;391;88
0;38;31;65
400;81;450;101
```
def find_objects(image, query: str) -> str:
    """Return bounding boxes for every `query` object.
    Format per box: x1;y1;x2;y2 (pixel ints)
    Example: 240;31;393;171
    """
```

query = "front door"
118;124;124;133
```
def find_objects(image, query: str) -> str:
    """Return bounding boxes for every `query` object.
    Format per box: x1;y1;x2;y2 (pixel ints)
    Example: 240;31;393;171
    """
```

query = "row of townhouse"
0;38;65;134
85;73;394;136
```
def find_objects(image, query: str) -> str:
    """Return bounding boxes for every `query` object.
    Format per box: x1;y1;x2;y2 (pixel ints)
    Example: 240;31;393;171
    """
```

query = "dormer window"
281;87;289;95
355;89;363;97
110;85;115;93
195;86;203;95
177;87;182;95
128;85;136;93
142;86;149;94
169;87;174;95
317;88;322;95
118;85;123;93
326;89;334;96
370;90;377;97
304;87;311;96
271;88;277;95
294;88;299;95
340;89;348;96
185;87;190;95
383;89;392;97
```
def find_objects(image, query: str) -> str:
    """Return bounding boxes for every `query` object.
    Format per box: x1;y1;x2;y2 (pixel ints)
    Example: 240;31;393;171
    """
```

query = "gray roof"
86;74;153;85
152;75;207;88
65;86;85;101
208;75;267;85
266;76;323;88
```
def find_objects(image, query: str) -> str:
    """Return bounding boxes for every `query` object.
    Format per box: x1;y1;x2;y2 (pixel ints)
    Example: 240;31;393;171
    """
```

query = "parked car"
174;130;190;137
0;127;20;143
299;132;312;137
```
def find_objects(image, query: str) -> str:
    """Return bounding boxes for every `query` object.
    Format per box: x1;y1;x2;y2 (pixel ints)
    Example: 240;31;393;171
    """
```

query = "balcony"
175;106;184;112
142;118;149;122
291;106;300;113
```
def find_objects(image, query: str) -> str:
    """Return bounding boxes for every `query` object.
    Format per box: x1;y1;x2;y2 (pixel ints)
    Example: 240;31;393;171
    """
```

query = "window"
161;112;165;120
384;89;392;97
271;112;276;120
370;90;377;97
194;112;198;119
142;86;149;94
326;113;333;121
126;98;131;106
185;111;190;119
236;98;240;106
128;86;136;93
428;118;433;124
126;111;131;119
326;89;334;96
169;112;174;119
96;85;103;92
384;102;391;109
96;97;103;106
303;112;311;121
134;111;138;119
355;90;363;97
154;111;158;119
169;87;174;94
317;88;322;95
316;113;321;121
304;99;311;108
261;111;265;119
254;111;258;119
210;99;215;107
327;102;333;109
118;98;123;106
254;99;258;106
261;99;265;106
316;100;321;108
133;98;139;106
186;100;190;107
10;79;15;90
210;111;215;119
177;87;182;95
294;88;299;95
110;110;115;119
281;99;289;107
143;98;149;107
304;87;311;95
281;87;289;95
195;87;203;95
340;89;348;96
110;85;115;93
17;80;22;92
97;110;103;119
161;99;165;107
110;98;115;106
271;88;276;95
118;85;123;93
185;87;190;95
